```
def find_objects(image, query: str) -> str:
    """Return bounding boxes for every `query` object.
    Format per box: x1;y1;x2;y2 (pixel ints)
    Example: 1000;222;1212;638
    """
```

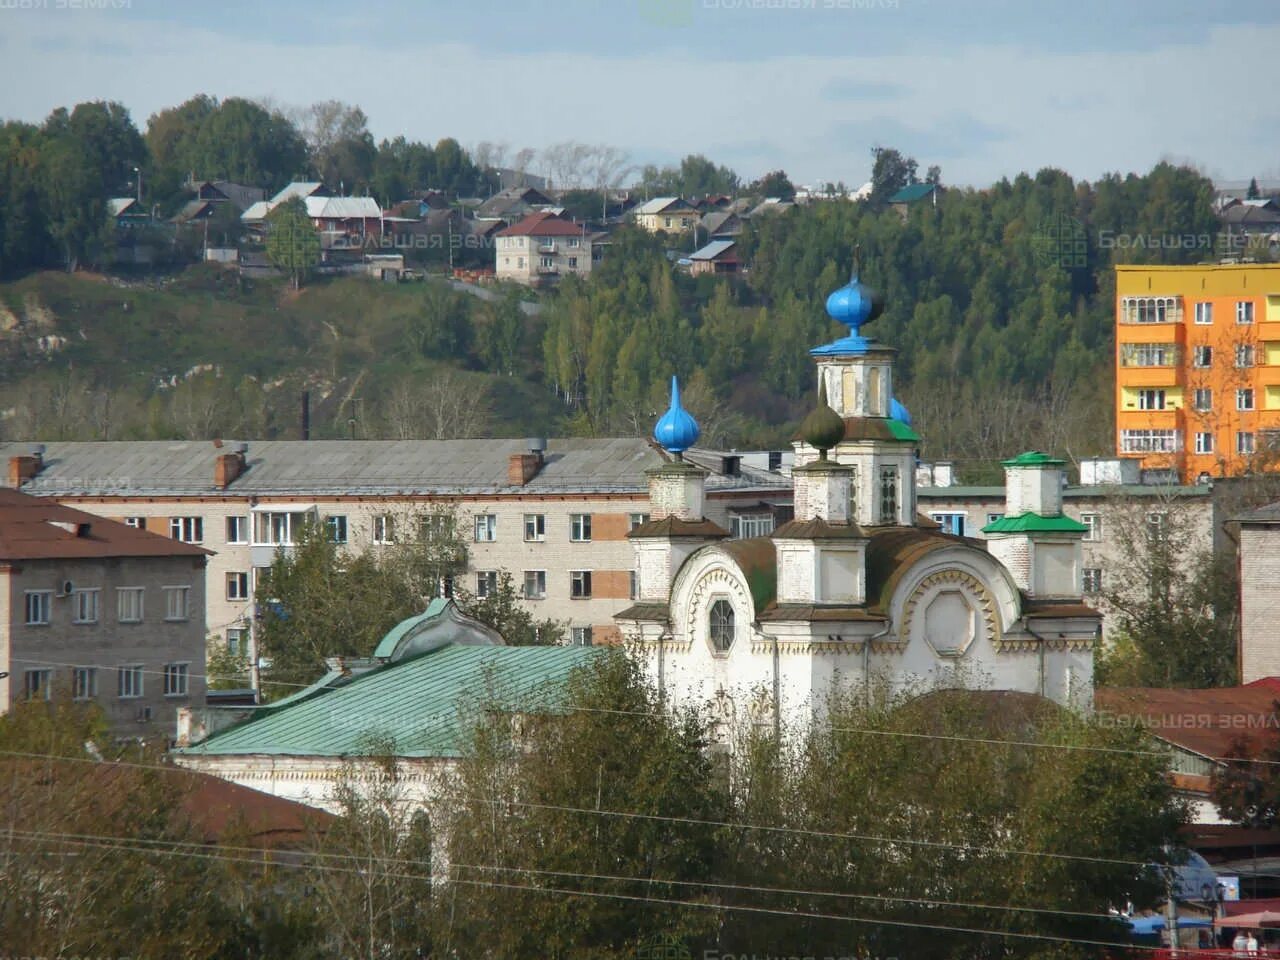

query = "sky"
1;0;1278;189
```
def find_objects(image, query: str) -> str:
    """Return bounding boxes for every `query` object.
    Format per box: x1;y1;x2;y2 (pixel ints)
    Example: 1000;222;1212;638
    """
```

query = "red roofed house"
0;473;209;738
494;212;593;286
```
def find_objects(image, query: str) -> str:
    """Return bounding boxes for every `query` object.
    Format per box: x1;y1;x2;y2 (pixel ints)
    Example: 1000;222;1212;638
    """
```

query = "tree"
1248;177;1261;200
1211;713;1280;828
751;169;796;201
304;100;376;191
869;145;920;205
265;196;320;289
455;572;564;646
436;652;726;958
1096;488;1237;688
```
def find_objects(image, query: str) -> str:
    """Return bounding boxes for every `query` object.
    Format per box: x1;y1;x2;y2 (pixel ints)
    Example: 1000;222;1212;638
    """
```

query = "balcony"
537;242;557;254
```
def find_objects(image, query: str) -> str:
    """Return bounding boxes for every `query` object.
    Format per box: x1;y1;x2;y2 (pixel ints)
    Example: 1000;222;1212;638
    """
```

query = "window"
117;587;144;623
1238;388;1256;411
24;590;51;626
628;513;650;531
1238;301;1255;324
567;237;580;248
373;514;395;544
1193;388;1212;411
475;571;498;598
474;514;497;542
879;466;899;524
226;628;245;657
225;515;248;544
849;465;859;520
73;667;97;700
325;515;348;544
540;256;554;269
930;512;966;536
1239;431;1256;455
118;665;144;699
1193;345;1213;368
630;570;638;600
568;256;578;268
1195;432;1214;455
24;669;52;701
1195;302;1213;325
1081;513;1102;542
123;516;145;529
71;588;100;624
570;626;593;646
524;513;546;542
1237;344;1255;368
169;516;203;543
1137;388;1166;411
570;513;592;542
417;514;455;542
709;599;735;653
1146;512;1168;542
570;570;592;599
1121;296;1181;324
1119;343;1176;367
163;663;189;697
163;586;190;622
254;511;301;546
226;572;249;601
730;513;774;538
1120;429;1180;453
1083;568;1103;594
986;512;1004;525
664;216;673;228
523;570;547;600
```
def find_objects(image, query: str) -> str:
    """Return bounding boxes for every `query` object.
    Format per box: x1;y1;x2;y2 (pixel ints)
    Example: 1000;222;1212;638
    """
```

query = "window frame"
1194;302;1213;325
117;587;144;624
1192;387;1213;411
73;666;98;701
168;516;204;543
24;590;51;626
628;512;650;531
474;514;497;542
570;570;593;599
1238;388;1256;411
879;466;899;524
1192;345;1213;368
1195;432;1214;455
709;598;736;653
117;664;144;700
570;513;593;542
475;570;498;598
1080;513;1102;542
163;662;190;698
1238;431;1256;455
524;513;546;542
523;570;547;600
71;587;100;625
1082;568;1103;594
226;571;250;601
162;585;190;622
225;515;248;544
1238;301;1255;324
929;512;967;537
570;626;593;646
372;514;396;545
325;514;348;544
24;669;52;701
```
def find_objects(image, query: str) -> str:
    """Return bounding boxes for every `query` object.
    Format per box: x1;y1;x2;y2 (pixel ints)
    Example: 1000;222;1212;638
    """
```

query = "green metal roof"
176;644;604;759
887;418;920;442
981;512;1088;534
372;597;449;659
1001;451;1065;468
888;183;938;204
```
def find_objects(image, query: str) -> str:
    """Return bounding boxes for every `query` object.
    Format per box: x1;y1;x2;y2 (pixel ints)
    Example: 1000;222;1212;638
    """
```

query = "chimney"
9;444;45;488
508;449;544;486
214;442;248;489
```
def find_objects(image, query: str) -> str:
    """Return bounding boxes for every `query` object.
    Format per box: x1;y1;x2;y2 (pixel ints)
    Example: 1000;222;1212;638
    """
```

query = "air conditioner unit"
56;580;73;597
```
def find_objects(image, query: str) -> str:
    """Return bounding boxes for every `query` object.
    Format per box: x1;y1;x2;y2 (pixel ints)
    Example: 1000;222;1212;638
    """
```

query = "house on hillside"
700;211;744;240
188;179;266;214
687;239;740;276
494;211;592;285
633;197;699;233
107;198;149;229
888;183;941;218
477;186;554;221
173;598;603;812
0;482;208;737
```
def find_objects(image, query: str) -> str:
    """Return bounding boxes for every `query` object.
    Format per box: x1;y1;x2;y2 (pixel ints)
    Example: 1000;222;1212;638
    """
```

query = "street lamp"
132;166;141;204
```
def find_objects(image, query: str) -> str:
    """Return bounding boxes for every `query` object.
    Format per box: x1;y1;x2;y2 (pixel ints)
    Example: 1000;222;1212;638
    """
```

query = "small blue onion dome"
654;375;700;456
889;396;912;426
825;273;884;336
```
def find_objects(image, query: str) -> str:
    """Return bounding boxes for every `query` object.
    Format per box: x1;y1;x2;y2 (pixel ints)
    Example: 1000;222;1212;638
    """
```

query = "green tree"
869;145;920;205
751;169;796;201
265;196;320;289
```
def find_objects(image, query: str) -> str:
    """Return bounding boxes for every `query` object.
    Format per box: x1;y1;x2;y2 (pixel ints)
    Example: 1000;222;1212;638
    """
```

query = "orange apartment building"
1116;263;1280;483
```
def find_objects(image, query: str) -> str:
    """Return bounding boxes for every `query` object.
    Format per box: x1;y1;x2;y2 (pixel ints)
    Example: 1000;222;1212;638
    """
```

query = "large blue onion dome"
812;252;885;357
889;396;912;426
654;375;700;457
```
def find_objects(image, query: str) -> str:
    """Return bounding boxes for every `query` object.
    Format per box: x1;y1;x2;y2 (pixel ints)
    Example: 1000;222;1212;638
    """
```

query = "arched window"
709;599;735;652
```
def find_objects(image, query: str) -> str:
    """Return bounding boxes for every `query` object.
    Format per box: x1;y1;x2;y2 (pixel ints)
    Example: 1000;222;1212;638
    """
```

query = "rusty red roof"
0;488;209;561
495;211;586;238
1094;686;1280;761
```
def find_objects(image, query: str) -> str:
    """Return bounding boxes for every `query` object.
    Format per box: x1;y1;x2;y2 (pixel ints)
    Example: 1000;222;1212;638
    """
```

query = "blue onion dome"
799;379;845;459
825;271;884;338
889;396;912;426
654;375;700;457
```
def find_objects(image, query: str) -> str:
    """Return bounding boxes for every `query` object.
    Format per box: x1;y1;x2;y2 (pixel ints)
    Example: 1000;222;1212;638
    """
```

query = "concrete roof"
3;439;791;498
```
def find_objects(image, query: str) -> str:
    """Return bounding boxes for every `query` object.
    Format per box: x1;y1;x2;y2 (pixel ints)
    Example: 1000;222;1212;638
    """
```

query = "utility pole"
133;166;142;204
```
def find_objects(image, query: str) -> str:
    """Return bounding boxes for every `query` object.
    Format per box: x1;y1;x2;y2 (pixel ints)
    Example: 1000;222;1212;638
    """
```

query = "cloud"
821;78;908;103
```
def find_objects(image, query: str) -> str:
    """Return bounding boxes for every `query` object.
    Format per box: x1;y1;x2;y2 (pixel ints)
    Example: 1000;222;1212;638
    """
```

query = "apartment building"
1;439;790;674
494;212;592;286
1115;262;1280;483
0;486;208;737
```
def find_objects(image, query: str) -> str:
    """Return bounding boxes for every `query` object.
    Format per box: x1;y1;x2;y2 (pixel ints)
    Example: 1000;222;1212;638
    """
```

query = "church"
616;265;1100;735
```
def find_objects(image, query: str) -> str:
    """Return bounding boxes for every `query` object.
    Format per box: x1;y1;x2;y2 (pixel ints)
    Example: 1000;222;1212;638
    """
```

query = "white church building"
617;266;1100;736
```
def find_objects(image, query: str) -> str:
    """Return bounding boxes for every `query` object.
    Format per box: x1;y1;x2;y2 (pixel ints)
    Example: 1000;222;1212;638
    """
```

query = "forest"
0;95;1243;480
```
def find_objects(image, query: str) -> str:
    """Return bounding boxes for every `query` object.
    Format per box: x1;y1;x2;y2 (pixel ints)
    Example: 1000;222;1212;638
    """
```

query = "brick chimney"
507;439;546;486
8;444;45;489
214;442;248;489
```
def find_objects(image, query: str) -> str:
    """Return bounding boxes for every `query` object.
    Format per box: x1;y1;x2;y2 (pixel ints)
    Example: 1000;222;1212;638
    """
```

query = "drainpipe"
657;629;668;707
863;620;893;704
770;627;781;741
1025;618;1048;697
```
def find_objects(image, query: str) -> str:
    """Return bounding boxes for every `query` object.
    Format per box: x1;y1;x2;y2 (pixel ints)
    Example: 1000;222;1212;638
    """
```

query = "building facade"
494;212;593;285
632;197;699;233
0;487;208;737
1115;263;1280;483
619;272;1099;740
1;438;789;680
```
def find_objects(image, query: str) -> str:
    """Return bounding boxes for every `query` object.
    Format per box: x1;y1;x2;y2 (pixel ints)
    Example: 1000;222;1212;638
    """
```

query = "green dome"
800;380;844;457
